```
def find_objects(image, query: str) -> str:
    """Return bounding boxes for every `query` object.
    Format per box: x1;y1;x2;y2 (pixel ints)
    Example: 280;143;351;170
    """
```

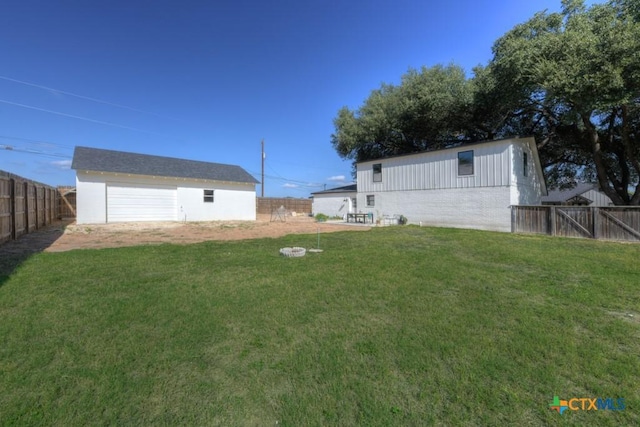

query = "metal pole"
261;139;265;197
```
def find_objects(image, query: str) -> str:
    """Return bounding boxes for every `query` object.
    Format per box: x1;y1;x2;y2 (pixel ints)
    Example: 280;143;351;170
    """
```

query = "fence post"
593;207;600;240
10;178;16;240
35;185;39;230
24;182;29;234
549;206;556;236
44;187;48;226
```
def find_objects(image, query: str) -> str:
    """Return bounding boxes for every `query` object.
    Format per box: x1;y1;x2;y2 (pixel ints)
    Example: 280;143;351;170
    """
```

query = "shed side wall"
312;193;356;218
582;189;613;206
177;182;256;221
76;172;107;224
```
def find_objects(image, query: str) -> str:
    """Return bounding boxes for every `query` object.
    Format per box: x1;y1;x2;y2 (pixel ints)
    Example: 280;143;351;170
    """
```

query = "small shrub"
315;213;329;222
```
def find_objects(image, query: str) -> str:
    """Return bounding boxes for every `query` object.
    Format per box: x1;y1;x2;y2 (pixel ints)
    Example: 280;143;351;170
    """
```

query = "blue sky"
0;0;580;196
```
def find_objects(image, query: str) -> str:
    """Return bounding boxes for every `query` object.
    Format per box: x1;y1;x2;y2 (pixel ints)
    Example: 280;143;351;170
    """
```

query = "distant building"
541;183;613;206
311;184;357;218
72;146;258;224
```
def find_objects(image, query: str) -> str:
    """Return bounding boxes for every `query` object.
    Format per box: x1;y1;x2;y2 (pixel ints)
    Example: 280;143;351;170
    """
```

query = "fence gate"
552;207;594;239
512;206;640;242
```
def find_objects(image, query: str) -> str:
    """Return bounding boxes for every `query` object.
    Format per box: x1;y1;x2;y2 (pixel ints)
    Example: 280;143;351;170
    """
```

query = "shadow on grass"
0;221;71;288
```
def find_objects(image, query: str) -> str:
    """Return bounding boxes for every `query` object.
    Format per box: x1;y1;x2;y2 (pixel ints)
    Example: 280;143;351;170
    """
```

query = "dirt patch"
40;214;370;252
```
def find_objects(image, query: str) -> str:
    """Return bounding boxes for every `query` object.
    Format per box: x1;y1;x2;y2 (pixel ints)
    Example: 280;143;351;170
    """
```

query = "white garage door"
107;183;177;222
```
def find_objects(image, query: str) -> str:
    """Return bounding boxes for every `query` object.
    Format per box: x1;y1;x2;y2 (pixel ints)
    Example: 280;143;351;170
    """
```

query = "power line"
265;163;323;187
270;159;350;173
246;169;322;188
1;144;71;158
0;75;181;121
0;99;165;136
0;134;74;149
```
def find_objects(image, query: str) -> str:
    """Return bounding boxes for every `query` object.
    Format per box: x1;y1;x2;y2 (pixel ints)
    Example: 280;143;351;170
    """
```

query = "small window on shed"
204;189;214;203
523;152;528;177
366;195;375;207
373;163;382;182
458;150;474;176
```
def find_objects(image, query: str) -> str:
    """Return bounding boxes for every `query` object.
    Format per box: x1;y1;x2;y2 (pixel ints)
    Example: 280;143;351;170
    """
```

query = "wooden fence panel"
512;205;640;242
13;179;26;239
511;206;549;234
0;171;61;246
47;188;57;224
598;207;640;241
554;207;593;238
36;186;45;228
45;188;51;224
256;197;312;215
0;177;11;244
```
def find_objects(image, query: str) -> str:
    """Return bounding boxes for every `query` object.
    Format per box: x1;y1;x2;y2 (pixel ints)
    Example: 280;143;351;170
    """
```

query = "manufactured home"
72;146;258;224
355;136;547;232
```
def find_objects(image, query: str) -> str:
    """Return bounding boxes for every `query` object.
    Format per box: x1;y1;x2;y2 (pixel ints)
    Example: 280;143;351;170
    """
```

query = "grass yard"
0;226;638;426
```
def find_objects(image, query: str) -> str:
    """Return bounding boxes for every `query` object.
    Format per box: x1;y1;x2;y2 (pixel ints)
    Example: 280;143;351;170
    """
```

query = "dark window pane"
458;151;474;176
373;163;382;182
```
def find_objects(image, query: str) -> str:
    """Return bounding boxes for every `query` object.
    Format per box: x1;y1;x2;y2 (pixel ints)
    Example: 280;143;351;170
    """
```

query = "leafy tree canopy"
331;0;640;204
331;64;474;163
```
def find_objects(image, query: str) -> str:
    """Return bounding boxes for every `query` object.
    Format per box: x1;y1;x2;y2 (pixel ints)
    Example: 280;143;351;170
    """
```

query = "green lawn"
1;227;638;426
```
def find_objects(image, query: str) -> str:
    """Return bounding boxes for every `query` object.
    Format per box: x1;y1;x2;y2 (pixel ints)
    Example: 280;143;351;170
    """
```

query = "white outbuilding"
355;136;547;231
311;184;357;219
72;146;258;224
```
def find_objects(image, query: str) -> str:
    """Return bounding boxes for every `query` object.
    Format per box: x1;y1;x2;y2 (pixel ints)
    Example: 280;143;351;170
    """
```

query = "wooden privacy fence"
256;197;312;215
512;206;640;242
0;171;60;244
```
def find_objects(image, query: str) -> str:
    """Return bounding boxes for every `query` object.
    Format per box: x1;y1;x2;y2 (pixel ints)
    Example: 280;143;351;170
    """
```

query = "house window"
352;198;357;210
373;163;382;182
523;152;528;177
204;189;214;203
458;150;474;176
366;195;375;207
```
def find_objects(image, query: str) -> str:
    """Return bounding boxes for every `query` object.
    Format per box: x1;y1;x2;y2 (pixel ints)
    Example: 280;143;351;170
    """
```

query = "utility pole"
261;139;265;197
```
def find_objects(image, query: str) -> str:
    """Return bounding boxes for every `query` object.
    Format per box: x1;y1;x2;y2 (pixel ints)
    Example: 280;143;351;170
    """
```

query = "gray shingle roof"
72;146;258;184
311;184;357;195
542;183;597;203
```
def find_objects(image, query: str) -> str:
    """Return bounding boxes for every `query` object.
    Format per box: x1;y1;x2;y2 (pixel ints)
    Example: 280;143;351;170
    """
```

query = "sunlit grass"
1;227;638;425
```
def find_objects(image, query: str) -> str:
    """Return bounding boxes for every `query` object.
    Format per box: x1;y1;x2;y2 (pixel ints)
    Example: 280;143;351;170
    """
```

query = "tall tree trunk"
581;112;627;205
620;105;640;205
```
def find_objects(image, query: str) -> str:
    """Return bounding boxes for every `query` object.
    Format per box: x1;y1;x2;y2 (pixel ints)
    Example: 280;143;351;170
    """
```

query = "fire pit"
279;247;306;257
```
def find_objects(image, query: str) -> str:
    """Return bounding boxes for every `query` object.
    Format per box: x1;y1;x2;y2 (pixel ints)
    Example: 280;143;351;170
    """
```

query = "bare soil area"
37;214;370;252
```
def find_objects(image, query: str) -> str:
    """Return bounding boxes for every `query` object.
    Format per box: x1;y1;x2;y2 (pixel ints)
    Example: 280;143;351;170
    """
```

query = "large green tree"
332;0;640;204
491;0;640;204
331;64;474;163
